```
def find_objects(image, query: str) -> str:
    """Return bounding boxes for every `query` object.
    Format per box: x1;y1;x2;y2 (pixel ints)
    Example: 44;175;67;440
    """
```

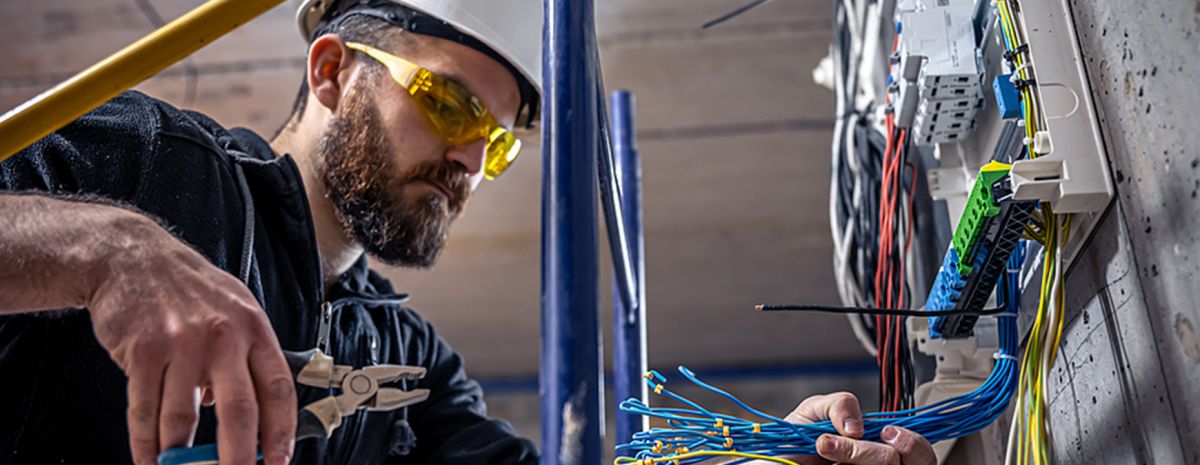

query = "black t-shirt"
0;91;537;465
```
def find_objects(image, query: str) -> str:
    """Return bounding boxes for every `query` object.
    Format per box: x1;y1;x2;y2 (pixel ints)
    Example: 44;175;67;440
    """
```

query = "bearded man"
0;1;936;465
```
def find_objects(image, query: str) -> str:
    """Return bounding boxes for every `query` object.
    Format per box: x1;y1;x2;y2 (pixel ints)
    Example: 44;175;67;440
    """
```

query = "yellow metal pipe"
0;0;285;163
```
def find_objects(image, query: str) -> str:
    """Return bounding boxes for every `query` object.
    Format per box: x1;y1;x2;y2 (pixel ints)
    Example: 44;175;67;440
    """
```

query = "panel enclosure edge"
1007;0;1113;214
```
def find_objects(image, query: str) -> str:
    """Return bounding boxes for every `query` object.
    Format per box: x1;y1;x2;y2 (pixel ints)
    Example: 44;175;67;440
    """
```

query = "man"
0;1;936;464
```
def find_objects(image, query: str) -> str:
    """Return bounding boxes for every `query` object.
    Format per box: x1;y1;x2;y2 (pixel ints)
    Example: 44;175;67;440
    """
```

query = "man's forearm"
0;193;163;314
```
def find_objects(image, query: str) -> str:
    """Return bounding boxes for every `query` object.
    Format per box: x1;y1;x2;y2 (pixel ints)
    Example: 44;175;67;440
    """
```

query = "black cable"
702;0;775;29
755;303;1007;317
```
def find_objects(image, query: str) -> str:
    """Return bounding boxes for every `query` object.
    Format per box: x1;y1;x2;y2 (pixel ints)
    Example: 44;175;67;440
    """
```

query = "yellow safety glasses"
346;42;522;180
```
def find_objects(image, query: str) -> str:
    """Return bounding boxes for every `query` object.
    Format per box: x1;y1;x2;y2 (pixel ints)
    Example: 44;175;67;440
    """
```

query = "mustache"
405;161;469;211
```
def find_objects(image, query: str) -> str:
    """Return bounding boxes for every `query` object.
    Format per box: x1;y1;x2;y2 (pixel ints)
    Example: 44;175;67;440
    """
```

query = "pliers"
157;349;430;465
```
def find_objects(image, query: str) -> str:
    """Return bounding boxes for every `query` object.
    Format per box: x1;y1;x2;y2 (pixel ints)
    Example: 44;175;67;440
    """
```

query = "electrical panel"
822;0;1118;460
924;0;1113;267
891;0;984;144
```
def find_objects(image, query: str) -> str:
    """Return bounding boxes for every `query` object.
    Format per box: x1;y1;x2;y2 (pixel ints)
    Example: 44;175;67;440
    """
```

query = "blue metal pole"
610;90;647;446
540;0;603;463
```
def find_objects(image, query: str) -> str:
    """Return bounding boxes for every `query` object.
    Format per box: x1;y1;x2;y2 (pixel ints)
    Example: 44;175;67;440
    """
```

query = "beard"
316;84;470;268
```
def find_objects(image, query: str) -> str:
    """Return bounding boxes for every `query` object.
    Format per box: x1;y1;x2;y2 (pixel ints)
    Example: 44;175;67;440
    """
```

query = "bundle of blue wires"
615;243;1026;465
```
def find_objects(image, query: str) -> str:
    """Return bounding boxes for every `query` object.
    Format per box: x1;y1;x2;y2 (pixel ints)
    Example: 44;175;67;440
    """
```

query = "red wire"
883;128;902;409
878;26;912;412
874;115;895;408
866;20;908;412
875;113;912;410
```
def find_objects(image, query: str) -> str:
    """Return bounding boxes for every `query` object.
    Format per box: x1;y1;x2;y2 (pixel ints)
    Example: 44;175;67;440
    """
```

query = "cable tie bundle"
993;353;1019;362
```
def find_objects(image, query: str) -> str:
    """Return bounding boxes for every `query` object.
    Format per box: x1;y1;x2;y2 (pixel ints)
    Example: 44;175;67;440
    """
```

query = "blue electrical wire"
616;242;1026;463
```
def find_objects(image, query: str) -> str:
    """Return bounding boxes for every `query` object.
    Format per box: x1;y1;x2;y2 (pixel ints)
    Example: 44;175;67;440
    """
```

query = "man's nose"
445;138;487;175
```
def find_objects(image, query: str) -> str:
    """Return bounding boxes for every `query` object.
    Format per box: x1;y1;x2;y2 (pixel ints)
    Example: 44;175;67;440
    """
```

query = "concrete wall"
1036;0;1200;462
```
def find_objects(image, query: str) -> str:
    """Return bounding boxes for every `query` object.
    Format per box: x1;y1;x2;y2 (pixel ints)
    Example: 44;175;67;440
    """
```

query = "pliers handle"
157;349;429;465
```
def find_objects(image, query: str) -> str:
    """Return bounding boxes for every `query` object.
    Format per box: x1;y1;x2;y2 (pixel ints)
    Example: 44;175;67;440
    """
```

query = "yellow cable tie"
715;418;723;427
724;438;734;449
753;423;761;433
723;426;730;437
654;384;663;395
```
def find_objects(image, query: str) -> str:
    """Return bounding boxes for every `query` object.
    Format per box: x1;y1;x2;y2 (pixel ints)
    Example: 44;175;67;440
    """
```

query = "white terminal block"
916;93;980;124
913;93;980;144
895;0;982;146
899;2;978;84
915;124;976;144
1007;0;1113;213
919;94;981;115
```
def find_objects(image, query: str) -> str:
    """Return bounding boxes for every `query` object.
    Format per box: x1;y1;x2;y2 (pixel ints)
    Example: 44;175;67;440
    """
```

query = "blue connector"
926;247;967;338
993;74;1021;119
926;243;990;338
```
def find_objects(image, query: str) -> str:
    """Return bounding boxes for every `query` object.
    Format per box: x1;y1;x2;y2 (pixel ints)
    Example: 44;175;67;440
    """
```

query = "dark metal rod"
539;0;604;462
596;75;639;320
610;90;647;445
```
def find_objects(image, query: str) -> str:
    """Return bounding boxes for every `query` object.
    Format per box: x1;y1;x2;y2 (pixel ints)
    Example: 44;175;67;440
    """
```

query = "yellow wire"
1016;208;1070;465
997;2;1060;463
614;450;801;465
1017;202;1058;465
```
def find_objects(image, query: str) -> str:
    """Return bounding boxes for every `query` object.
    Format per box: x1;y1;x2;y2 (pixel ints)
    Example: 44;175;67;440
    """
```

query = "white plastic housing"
1008;0;1113;213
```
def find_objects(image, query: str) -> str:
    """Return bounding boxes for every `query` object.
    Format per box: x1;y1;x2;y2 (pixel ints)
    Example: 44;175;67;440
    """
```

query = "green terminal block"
952;161;1012;276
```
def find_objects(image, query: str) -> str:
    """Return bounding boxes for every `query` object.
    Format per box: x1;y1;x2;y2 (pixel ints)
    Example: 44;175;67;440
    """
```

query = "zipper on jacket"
316;301;333;353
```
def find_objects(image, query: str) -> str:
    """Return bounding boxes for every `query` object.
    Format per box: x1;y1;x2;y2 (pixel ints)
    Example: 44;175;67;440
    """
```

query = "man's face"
316;35;521;268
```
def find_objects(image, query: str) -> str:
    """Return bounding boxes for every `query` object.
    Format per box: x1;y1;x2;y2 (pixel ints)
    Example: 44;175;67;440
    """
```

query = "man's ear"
306;34;353;112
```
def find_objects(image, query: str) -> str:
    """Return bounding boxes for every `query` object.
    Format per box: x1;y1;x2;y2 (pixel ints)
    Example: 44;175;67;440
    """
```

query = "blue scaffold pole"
609;90;647;446
539;0;604;463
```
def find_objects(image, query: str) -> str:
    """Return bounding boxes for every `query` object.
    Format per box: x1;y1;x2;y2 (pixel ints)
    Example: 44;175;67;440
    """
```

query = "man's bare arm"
0;193;151;313
0;193;297;465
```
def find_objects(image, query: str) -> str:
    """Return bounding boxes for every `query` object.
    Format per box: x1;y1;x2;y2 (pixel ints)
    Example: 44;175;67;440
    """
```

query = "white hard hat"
296;0;542;127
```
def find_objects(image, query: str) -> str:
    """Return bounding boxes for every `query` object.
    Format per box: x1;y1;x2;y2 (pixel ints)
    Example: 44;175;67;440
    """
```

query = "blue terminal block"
992;74;1021;119
926;243;989;339
927;248;965;310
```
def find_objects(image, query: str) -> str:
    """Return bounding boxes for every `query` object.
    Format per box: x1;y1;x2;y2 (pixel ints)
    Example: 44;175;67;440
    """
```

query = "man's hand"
0;195;296;465
89;216;297;465
785;392;936;465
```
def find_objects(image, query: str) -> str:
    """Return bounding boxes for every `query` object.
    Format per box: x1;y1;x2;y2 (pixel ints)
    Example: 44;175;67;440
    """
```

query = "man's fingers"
210;340;260;465
125;351;168;465
825;392;864;438
882;426;936;465
788;392;864;438
816;434;899;465
201;385;215;407
157;359;204;451
249;339;297;465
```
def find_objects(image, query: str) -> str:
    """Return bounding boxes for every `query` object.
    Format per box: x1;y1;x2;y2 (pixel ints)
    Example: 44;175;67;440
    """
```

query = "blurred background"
0;0;877;448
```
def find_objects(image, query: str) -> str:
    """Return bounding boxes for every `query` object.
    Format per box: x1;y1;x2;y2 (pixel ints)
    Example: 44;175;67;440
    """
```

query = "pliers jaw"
286;349;430;440
358;365;430;411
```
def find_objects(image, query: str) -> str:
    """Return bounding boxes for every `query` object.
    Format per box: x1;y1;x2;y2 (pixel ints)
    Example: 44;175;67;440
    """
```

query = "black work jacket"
0;91;537;465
